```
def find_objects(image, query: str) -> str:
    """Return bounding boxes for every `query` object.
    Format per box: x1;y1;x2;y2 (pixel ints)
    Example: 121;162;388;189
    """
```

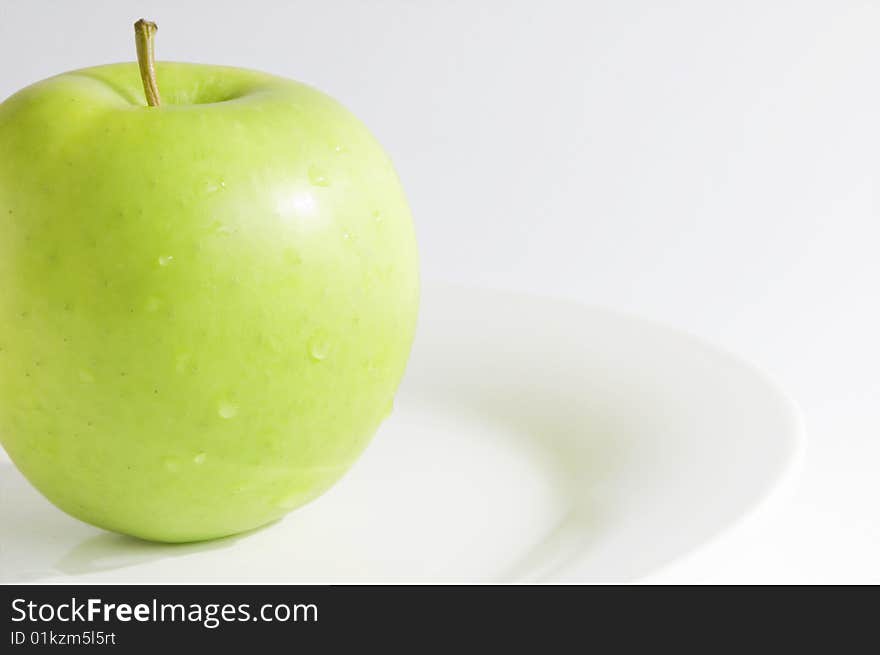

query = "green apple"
0;21;418;542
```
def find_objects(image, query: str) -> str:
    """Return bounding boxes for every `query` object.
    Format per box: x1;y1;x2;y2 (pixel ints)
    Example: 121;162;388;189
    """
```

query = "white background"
1;0;877;582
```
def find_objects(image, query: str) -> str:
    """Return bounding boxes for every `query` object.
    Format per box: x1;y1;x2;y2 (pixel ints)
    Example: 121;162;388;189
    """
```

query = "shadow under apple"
0;460;260;581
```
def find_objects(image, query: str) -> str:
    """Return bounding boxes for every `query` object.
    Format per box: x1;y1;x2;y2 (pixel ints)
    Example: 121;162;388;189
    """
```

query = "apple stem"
134;19;161;107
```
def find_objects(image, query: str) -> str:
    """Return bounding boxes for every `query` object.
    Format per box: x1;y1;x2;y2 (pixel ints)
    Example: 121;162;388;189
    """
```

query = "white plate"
0;285;803;583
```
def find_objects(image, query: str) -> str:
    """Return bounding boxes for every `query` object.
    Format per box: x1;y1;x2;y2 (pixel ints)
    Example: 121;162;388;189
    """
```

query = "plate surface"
0;285;803;583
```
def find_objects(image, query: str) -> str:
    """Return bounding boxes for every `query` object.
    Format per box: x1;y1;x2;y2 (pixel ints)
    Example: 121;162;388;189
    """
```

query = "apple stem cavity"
134;19;162;107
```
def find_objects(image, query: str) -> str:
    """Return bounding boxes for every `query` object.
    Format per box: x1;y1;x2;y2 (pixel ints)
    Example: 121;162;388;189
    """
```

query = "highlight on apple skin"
0;23;419;543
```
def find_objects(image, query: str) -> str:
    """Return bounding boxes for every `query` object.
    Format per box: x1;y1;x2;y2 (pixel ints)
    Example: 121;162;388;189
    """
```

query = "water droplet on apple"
218;402;238;419
275;491;305;510
175;353;193;374
206;180;226;193
364;269;379;292
308;331;331;361
334;144;346;154
193;452;207;465
264;333;283;354
308;165;330;187
372;210;383;223
78;369;95;383
145;297;162;313
283;248;302;266
158;254;174;267
212;221;234;236
163;457;180;473
342;231;351;241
